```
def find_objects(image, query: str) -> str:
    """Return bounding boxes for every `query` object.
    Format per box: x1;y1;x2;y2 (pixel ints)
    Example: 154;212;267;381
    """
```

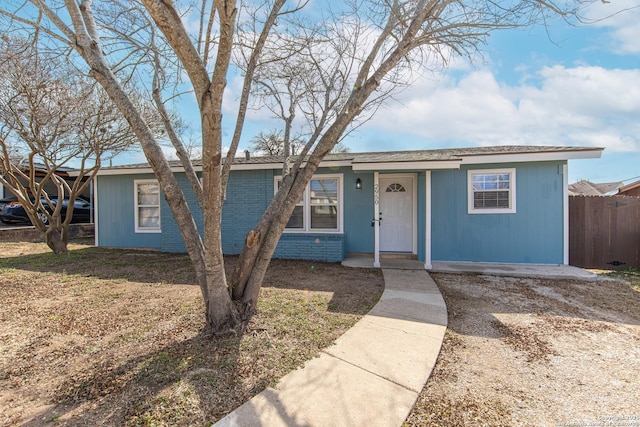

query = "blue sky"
121;1;639;185
338;0;640;184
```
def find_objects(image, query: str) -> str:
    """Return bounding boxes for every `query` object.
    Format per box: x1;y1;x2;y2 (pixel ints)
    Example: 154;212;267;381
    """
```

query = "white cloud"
360;65;640;153
585;0;640;55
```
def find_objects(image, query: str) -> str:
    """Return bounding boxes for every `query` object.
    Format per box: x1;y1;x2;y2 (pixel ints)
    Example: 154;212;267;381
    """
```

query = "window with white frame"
135;180;161;232
275;175;342;232
468;169;516;214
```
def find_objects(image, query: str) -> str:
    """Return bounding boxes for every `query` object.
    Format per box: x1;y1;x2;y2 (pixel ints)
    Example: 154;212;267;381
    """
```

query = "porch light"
355;177;362;190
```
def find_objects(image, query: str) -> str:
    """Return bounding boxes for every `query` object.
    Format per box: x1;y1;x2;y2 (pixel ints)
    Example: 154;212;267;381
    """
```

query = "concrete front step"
380;252;417;260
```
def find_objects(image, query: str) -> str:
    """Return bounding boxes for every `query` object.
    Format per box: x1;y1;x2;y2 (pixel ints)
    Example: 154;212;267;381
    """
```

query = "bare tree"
249;130;303;155
0;0;603;334
249;130;348;155
332;142;350;153
0;37;155;253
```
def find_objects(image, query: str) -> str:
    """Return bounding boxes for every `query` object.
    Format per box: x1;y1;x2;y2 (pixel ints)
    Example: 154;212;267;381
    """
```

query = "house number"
374;183;379;205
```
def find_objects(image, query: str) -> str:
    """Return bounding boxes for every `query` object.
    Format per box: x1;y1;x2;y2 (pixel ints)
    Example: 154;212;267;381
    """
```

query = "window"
135;180;161;232
277;180;305;229
275;175;342;232
468;169;516;214
386;183;406;192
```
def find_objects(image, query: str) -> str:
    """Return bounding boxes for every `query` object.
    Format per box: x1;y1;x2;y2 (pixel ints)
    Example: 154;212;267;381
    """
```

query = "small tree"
0;37;157;253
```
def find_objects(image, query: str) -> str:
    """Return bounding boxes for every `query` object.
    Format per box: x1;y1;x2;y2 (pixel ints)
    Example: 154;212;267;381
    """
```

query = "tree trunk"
198;0;242;335
44;225;68;255
64;3;243;335
230;126;347;317
231;146;357;319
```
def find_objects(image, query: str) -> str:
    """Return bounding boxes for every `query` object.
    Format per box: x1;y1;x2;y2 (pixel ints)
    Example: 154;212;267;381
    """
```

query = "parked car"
0;197;91;225
0;196;18;211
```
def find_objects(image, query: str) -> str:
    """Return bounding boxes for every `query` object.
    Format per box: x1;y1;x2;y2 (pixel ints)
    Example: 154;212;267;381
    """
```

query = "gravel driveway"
405;272;640;427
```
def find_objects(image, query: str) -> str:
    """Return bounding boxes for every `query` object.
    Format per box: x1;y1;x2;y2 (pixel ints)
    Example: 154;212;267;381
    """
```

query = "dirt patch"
406;273;640;427
0;241;383;426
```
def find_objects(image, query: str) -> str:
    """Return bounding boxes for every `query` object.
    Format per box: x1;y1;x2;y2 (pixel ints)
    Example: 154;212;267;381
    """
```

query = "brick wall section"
158;170;345;262
221;169;273;254
275;233;345;262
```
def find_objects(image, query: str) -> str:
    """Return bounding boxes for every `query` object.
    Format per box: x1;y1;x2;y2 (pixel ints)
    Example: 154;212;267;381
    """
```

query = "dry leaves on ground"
406;272;640;427
0;241;383;426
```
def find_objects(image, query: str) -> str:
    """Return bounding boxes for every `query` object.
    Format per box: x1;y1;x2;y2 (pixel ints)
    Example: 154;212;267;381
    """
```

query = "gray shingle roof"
568;180;623;196
102;145;602;171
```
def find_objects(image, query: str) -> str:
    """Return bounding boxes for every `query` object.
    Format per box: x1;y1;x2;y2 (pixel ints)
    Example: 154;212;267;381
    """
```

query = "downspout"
90;178;94;224
563;163;569;265
374;172;380;268
93;176;99;247
425;170;432;269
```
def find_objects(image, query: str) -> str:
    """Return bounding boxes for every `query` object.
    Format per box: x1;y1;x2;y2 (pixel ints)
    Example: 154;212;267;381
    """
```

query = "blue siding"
97;160;566;265
431;161;565;264
343;170;375;253
160;173;205;253
96;174;162;250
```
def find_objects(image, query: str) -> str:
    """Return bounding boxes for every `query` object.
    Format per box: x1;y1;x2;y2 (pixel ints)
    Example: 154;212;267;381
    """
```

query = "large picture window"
275;175;342;232
135;180;161;232
468;169;516;214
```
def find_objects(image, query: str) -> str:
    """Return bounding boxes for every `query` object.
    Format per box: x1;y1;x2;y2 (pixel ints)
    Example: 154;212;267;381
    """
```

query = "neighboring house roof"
8;161;73;177
97;145;603;175
617;179;640;195
568;180;624;196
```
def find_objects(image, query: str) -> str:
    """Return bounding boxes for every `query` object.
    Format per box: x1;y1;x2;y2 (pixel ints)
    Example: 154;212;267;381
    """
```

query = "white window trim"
274;174;343;234
467;168;516;214
134;179;162;233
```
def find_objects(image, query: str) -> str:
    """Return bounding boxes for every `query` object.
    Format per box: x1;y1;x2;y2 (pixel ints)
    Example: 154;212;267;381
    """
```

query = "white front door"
379;175;414;252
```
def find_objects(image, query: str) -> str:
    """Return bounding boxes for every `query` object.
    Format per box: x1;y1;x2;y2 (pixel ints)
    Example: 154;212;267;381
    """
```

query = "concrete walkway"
214;265;447;427
430;260;598;281
342;254;598;281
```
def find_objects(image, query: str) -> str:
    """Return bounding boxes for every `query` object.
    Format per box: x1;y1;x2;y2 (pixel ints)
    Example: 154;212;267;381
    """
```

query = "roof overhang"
460;149;603;165
618;180;640;194
96;166;198;176
352;160;461;171
96;160;354;176
95;147;604;176
231;160;353;170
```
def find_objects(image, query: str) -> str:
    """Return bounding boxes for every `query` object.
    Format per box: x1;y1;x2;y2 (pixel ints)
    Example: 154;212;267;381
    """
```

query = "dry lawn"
0;240;383;426
406;271;640;427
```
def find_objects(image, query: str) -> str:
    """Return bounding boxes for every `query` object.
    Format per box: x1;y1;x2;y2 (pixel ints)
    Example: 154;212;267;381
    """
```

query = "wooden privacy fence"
569;195;640;270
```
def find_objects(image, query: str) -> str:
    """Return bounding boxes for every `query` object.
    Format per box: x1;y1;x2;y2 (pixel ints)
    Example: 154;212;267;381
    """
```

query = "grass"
605;267;640;291
0;240;383;426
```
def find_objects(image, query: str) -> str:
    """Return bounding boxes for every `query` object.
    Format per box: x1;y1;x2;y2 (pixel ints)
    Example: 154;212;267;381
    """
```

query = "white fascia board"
96;160;352;176
230;160;352;171
460;150;603;165
67;169;101;177
97;166;200;176
94;168;152;176
352;161;461;171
